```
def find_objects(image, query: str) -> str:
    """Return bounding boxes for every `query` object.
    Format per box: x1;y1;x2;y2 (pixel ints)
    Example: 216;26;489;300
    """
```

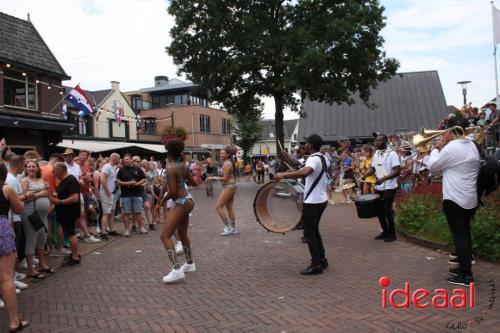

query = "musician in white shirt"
363;134;401;242
275;134;330;275
428;118;479;286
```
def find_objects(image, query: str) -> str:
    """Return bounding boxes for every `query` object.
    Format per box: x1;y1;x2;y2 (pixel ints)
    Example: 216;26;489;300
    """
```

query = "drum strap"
304;155;327;201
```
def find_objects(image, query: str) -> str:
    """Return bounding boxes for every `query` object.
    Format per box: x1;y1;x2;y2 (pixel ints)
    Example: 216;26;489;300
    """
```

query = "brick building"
0;12;72;157
124;76;232;157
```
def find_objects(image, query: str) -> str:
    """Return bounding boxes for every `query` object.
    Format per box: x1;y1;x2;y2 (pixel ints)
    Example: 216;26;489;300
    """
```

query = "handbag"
28;199;45;231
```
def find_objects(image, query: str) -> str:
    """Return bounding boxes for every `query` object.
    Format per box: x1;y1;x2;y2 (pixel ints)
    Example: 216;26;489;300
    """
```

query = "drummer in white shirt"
275;134;330;275
362;134;401;242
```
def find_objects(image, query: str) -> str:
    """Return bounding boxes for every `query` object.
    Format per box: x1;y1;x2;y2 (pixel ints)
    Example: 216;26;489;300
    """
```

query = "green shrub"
396;187;500;262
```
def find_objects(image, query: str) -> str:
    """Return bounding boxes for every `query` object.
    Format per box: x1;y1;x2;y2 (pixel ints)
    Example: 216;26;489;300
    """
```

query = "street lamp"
457;81;472;106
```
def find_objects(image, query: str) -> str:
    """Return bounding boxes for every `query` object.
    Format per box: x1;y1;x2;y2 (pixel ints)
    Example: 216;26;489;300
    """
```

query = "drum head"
356;193;380;202
254;181;303;233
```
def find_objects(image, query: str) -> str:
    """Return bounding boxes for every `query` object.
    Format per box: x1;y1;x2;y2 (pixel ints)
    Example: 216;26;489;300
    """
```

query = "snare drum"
355;193;381;219
253;180;304;233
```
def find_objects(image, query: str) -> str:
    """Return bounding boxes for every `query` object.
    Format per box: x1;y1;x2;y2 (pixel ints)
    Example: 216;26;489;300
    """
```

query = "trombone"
378;126;482;154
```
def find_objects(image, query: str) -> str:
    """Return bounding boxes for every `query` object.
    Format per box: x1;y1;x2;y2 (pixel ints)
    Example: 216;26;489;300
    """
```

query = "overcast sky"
0;0;495;119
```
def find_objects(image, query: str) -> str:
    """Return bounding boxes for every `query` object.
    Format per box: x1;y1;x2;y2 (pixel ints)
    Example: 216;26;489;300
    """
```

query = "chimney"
111;81;120;91
154;75;169;87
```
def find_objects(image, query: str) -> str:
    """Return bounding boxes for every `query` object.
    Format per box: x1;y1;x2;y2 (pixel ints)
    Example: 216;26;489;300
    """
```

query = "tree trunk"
273;94;284;158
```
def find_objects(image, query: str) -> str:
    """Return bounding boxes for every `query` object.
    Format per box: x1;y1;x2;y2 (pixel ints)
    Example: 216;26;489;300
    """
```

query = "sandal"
27;273;47;279
39;267;55;274
9;320;29;332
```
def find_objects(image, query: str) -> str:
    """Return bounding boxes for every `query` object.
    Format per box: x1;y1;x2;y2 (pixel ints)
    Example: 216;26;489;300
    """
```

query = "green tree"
228;94;264;163
167;0;398;154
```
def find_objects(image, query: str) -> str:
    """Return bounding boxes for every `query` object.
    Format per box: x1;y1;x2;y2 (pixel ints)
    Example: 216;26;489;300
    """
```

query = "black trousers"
443;200;475;277
13;221;25;261
375;189;397;238
302;202;328;264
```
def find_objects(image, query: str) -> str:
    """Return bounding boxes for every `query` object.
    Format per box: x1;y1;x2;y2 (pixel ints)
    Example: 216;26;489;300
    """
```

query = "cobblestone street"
1;182;499;333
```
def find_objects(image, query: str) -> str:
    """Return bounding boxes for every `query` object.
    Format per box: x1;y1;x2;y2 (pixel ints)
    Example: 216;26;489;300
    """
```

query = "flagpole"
493;1;499;105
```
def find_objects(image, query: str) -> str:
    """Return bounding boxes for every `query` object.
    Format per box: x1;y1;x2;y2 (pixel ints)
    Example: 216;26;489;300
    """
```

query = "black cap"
303;134;324;151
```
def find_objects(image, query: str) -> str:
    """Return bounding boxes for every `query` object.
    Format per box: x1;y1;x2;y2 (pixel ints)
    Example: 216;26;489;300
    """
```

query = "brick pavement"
1;182;499;333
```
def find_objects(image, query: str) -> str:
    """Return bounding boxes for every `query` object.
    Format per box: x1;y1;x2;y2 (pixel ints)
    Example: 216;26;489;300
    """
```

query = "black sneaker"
448;256;476;265
300;264;323;275
108;230;120;236
448;267;460;277
149;224;156;231
374;233;387;240
384;236;396;243
320;258;329;269
100;234;109;241
449;252;458;260
447;275;474;286
131;225;137;232
62;256;81;267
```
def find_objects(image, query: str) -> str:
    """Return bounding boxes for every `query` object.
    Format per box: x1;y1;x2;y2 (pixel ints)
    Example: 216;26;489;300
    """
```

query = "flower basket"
160;126;188;144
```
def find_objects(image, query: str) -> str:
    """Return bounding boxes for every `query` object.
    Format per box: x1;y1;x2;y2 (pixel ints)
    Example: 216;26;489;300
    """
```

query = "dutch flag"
64;84;96;117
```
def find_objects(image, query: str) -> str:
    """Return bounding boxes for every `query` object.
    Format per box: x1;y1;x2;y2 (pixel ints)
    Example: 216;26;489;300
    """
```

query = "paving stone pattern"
1;182;499;333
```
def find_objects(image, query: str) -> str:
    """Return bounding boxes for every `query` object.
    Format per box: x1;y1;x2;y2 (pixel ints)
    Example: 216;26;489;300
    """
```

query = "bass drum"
355;193;382;219
253;180;304;233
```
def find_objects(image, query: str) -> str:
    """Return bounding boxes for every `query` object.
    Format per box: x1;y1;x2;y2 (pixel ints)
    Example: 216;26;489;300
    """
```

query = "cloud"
381;0;496;107
0;0;177;91
1;0;496;121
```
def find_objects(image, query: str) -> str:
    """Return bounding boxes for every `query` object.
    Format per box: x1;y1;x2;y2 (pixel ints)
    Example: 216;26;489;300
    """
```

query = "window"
78;118;88;136
3;72;37;110
175;95;182;105
144;118;157;135
293;134;297;141
200;114;211;133
131;96;142;110
222;118;231;134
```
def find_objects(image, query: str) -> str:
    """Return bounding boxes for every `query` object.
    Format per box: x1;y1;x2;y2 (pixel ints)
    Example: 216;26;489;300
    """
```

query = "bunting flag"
115;107;123;127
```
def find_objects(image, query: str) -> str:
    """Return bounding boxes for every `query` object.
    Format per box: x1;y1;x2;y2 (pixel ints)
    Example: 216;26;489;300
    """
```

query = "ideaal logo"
379;276;474;309
379;277;496;330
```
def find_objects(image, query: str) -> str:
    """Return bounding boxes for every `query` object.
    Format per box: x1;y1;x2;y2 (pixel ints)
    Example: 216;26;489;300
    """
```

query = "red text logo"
379;276;475;309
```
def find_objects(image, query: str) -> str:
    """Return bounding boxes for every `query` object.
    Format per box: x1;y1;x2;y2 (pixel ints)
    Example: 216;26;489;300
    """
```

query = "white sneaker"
61;248;72;255
140;227;148;234
220;226;233;236
180;262;196;273
231;226;238;234
346;199;353;203
15;280;28;290
18;259;28;269
162;268;185;284
15;271;26;281
328;199;336;205
16;288;21;295
124;229;130;237
95;226;101;234
84;235;101;243
0;298;4;309
33;257;39;264
175;242;184;254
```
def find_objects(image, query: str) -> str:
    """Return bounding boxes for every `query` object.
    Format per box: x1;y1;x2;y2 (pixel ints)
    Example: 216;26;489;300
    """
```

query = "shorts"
165;199;175;210
122;196;143;214
60;218;76;238
100;191;115;214
0;215;16;256
144;192;153;202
